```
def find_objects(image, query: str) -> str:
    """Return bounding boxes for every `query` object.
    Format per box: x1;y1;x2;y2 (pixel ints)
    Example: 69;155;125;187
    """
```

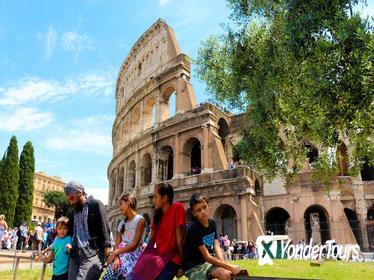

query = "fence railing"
0;250;47;280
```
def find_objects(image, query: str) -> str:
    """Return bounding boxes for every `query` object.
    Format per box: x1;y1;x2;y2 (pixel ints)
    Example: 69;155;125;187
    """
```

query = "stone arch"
141;153;152;186
122;116;130;145
160;85;177;122
367;206;374;249
344;208;363;247
159;145;174;181
182;137;201;175
361;156;374;181
127;160;136;190
144;96;156;130
265;207;291;235
131;105;141;138
304;204;330;244
214;204;238;239
218;118;230;157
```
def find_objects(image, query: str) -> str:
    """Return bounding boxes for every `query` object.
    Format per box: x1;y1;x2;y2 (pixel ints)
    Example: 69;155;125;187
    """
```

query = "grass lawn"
0;259;373;279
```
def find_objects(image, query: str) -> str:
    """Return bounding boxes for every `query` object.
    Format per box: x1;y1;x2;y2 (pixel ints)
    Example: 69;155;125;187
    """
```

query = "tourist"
0;214;8;244
133;182;186;280
64;181;111;280
42;227;48;250
34;222;44;251
39;216;72;280
183;194;242;280
16;221;28;250
102;193;145;280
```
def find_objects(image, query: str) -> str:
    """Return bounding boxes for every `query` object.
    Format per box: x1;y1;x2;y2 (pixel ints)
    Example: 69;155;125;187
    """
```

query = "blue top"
51;235;72;276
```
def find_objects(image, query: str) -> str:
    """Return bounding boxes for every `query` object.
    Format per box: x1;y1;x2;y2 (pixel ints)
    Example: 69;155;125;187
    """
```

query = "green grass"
0;260;373;279
231;259;374;280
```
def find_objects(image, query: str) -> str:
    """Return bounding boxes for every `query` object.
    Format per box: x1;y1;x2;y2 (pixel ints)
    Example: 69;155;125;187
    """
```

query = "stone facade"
108;19;374;250
31;171;65;223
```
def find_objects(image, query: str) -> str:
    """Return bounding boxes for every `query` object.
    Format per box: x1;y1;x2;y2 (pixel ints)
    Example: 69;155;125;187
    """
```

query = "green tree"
14;141;35;226
43;191;72;218
196;0;373;183
0;136;19;226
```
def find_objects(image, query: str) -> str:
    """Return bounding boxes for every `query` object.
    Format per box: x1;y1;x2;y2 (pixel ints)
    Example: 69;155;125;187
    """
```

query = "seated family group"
39;181;244;280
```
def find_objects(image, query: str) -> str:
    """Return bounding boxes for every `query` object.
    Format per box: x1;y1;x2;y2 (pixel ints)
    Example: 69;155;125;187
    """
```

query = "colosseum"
107;19;374;251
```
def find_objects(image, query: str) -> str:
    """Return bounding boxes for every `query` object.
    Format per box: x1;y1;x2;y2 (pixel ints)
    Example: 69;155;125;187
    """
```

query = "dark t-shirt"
183;219;217;271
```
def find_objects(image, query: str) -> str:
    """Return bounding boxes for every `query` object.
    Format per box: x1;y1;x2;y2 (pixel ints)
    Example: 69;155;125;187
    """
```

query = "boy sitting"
183;193;243;280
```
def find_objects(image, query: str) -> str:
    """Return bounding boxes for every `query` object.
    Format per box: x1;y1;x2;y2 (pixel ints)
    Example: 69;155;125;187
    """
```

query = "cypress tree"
14;141;35;226
0;136;19;227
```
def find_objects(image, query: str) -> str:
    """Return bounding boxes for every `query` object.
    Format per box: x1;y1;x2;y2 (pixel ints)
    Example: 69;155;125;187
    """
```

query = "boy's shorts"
185;262;217;280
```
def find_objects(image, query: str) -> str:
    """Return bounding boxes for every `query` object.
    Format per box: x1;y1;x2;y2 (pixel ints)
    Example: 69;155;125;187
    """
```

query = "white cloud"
0;107;53;131
61;31;93;57
0;73;114;106
158;0;173;6
45;114;113;155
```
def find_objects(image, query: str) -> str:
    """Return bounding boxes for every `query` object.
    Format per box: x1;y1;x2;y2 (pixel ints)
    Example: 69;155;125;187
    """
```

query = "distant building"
31;171;65;223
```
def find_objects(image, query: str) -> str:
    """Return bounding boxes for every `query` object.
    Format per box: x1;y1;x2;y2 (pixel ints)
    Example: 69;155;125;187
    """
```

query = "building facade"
31;171;65;223
107;19;374;250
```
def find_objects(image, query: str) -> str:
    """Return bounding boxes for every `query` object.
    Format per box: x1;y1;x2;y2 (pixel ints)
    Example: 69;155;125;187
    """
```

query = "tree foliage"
14;141;35;226
43;191;72;218
0;136;19;226
196;0;373;182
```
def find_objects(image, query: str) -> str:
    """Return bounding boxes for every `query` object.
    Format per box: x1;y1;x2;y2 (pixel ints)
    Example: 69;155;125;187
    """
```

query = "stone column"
240;194;248;241
140;99;145;132
151;150;158;184
123;161;128;194
202;123;211;173
135;149;141;189
174;133;181;177
128;110;133;140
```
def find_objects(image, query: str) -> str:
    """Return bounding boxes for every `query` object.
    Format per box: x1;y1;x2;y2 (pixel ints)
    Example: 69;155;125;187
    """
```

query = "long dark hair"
153;183;174;227
119;193;137;234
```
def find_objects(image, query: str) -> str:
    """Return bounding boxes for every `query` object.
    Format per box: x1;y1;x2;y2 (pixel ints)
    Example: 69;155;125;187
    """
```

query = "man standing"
34;222;44;251
64;181;111;280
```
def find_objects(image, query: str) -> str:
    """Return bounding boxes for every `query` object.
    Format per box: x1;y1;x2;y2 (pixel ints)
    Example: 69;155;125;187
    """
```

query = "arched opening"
367;207;374;250
160;86;177;121
110;171;115;205
159;146;173;181
304;205;330;244
127;161;136;190
265;207;290;235
122;117;130;145
182;137;201;175
119;167;124;195
344;208;363;247
361;156;374;181
131;105;141;138
254;179;261;196
144;97;156;130
337;142;349;176
218;118;230;158
304;144;318;165
141;153;152;186
215;205;237;239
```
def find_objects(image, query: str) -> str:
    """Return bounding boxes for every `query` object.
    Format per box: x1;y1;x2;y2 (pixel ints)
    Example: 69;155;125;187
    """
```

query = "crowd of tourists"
0;215;57;251
1;181;249;280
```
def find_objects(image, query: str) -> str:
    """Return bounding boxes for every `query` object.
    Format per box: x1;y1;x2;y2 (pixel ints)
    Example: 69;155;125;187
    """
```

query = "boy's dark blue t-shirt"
183;219;217;271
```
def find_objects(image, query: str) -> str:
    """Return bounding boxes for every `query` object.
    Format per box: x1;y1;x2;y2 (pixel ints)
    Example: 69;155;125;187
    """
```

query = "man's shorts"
185;262;217;280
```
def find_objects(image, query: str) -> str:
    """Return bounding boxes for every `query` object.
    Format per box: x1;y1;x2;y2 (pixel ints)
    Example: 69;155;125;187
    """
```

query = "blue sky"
0;0;373;205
